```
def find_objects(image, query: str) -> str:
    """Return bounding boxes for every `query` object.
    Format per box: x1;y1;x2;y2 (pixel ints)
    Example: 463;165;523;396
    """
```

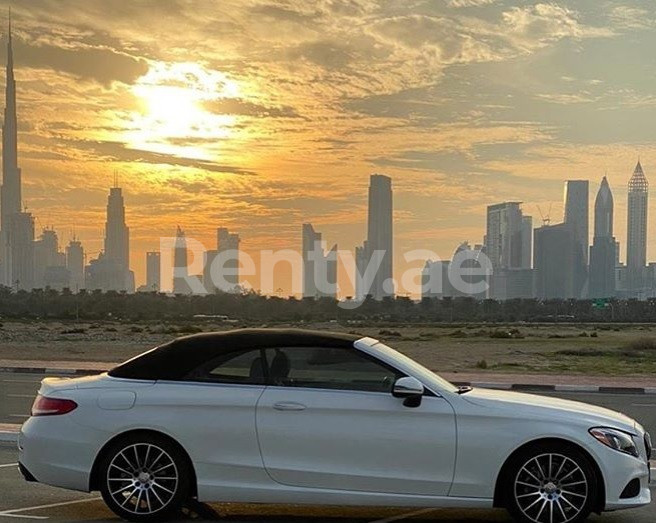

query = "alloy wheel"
513;453;588;523
106;443;179;515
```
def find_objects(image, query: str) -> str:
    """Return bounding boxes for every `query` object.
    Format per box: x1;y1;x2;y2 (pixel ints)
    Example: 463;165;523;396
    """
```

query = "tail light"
31;395;78;416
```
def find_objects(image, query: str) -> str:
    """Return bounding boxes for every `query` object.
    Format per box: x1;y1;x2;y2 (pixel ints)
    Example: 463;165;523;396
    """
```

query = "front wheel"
98;433;192;522
505;443;598;523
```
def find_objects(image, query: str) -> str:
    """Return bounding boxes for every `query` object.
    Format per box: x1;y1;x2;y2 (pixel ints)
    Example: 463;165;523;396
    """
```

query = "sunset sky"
5;0;656;295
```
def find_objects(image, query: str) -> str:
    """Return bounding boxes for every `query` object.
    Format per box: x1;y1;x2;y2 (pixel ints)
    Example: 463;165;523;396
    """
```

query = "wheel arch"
88;428;198;498
492;437;606;513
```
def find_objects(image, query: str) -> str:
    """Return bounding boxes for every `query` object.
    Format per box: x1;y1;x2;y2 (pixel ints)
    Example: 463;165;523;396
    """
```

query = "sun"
125;62;239;161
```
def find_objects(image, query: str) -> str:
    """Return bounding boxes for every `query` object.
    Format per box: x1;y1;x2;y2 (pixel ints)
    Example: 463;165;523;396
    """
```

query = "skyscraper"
34;228;64;288
85;186;134;292
173;226;190;294
564;180;589;297
0;15;26;286
485;202;532;299
589;177;616;298
302;223;337;299
626;161;648;294
145;251;161;292
356;174;393;300
66;237;84;292
485;202;525;269
216;227;240;292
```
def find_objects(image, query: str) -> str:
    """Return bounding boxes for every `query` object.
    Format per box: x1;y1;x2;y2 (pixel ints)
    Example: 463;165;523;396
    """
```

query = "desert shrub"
626;338;656;351
475;359;488;369
61;327;86;334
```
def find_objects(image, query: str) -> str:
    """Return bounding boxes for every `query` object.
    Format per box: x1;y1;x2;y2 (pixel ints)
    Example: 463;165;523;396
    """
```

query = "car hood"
461;387;638;434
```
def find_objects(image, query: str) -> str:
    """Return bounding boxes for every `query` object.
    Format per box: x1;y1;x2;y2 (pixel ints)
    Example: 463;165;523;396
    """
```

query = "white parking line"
0;463;17;468
0;497;101;519
0;514;47;519
369;508;436;523
631;403;656;407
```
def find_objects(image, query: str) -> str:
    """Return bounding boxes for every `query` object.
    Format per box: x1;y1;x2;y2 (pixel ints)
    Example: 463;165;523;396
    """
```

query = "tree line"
0;286;653;323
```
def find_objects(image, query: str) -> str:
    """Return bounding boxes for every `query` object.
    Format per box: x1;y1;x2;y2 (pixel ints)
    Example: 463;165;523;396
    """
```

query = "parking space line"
0;497;101;518
0;514;47;519
0;513;47;519
369;508;436;523
0;463;17;468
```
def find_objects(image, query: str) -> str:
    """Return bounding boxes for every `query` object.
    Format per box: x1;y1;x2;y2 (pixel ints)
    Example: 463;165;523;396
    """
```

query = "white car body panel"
256;387;456;495
18;337;651;513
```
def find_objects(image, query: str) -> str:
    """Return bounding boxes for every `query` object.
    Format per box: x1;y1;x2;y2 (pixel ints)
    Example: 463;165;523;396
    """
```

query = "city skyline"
4;3;656;297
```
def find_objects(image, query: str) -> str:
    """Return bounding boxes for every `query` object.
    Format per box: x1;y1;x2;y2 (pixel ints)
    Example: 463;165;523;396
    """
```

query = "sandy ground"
1;320;655;375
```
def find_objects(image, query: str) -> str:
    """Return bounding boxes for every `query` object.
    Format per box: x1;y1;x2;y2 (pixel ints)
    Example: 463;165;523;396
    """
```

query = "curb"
0;431;18;443
1;366;655;394
0;366;100;376
453;382;656;395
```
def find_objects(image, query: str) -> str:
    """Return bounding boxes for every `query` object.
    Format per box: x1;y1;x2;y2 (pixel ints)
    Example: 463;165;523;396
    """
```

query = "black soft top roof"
108;328;361;380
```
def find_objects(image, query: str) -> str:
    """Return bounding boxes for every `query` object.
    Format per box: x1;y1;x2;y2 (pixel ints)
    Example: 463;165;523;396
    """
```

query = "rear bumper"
19;416;101;492
18;461;37;482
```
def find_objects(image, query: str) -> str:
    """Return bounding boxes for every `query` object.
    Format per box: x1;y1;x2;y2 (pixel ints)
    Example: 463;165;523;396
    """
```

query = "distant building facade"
7;212;34;290
485;202;532;299
564;180;589;297
66;238;84;292
302;223;337;299
534;223;577;299
216;227;240;292
422;242;489;300
173;226;191;295
145;251;161;292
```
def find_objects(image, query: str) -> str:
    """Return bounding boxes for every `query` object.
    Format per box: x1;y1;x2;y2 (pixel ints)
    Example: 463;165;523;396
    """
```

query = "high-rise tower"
589;176;616;298
563;180;589;297
302;223;337;299
1;13;27;286
356;174;393;300
1;12;19;226
626;161;648;294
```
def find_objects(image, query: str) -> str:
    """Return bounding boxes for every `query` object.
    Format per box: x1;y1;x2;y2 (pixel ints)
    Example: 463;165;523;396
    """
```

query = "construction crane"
536;203;552;226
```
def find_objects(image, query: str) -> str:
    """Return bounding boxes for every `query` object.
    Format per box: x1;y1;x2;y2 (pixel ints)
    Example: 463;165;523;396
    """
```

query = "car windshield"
369;341;459;394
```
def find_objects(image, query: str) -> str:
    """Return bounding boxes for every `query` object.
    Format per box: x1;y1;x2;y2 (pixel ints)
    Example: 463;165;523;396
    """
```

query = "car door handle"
273;402;307;411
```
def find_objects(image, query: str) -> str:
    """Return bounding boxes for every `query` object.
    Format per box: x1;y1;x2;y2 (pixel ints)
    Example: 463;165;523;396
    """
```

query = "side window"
265;347;400;393
185;348;267;385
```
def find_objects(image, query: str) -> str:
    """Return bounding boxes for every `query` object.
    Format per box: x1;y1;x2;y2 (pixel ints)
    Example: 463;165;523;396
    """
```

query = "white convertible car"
19;329;651;522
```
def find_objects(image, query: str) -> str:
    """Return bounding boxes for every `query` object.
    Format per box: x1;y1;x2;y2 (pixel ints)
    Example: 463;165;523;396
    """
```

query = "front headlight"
589;427;639;457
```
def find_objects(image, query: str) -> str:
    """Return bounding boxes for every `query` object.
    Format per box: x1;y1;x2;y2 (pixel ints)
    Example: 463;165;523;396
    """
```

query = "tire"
504;442;599;523
98;433;192;522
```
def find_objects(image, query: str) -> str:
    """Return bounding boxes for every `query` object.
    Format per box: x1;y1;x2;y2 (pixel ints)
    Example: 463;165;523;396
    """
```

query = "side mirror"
392;376;424;408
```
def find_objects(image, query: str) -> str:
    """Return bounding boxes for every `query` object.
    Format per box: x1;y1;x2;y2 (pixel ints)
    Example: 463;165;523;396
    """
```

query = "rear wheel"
505;443;598;523
98;433;191;522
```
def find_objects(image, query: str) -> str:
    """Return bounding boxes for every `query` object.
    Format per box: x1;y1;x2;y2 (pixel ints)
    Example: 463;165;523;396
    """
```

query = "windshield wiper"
456;385;473;394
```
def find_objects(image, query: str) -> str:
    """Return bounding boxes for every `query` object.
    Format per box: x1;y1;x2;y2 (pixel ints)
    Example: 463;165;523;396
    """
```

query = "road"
2;372;656;434
1;372;654;521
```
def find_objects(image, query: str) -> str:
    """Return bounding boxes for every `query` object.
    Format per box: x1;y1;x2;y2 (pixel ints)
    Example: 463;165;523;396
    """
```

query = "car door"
142;347;269;499
255;346;456;496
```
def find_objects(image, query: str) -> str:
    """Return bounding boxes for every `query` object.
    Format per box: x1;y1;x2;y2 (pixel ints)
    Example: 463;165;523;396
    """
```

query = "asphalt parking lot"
0;444;653;522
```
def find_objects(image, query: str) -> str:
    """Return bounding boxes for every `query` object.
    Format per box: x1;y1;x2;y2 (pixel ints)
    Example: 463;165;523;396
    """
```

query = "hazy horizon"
4;0;656;296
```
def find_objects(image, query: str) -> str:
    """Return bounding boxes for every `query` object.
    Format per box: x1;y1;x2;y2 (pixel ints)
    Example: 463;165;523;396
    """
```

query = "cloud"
202;98;300;118
500;3;613;52
53;137;256;175
447;0;498;7
13;38;149;86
